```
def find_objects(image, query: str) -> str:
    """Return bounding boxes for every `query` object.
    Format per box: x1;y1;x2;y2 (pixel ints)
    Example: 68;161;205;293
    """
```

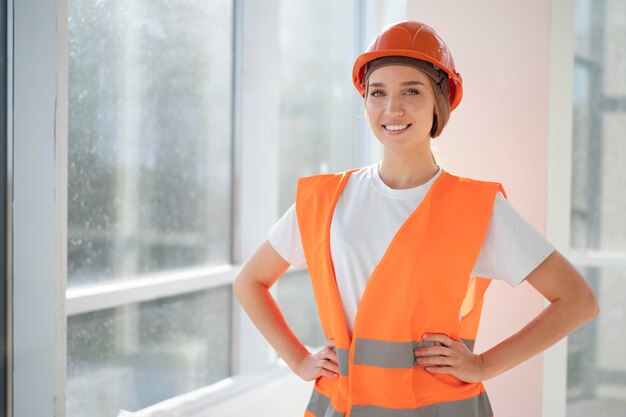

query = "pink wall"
407;1;551;416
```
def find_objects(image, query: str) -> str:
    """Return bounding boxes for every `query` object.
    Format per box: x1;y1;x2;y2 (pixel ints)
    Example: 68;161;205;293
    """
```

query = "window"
567;0;626;415
68;0;233;287
67;0;234;415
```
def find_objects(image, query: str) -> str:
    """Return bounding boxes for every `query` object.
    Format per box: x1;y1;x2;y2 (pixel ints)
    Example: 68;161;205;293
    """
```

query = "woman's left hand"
414;333;487;383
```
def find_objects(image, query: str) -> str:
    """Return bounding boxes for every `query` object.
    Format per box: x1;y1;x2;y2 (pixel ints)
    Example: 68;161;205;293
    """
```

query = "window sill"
124;360;307;417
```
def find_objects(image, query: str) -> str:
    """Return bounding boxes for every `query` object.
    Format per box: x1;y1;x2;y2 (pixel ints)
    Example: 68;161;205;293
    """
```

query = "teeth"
385;124;409;131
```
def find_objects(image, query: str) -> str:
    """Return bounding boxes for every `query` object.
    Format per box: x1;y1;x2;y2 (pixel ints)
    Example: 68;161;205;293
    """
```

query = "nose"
384;94;404;117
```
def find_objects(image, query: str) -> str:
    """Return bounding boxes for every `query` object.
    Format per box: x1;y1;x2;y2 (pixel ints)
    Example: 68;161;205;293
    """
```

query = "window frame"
544;1;576;417
2;0;10;414
11;0;68;416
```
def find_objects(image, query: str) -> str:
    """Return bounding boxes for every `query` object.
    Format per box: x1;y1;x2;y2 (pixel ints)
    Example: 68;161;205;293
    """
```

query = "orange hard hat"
352;21;463;110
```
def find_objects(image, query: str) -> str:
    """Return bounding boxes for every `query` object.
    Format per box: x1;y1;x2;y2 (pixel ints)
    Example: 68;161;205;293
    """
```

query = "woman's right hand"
293;339;340;381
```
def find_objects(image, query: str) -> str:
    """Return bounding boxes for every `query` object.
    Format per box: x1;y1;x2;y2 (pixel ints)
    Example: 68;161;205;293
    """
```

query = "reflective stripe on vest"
333;347;350;376
335;339;476;376
354;338;475;369
307;389;345;417
307;388;493;417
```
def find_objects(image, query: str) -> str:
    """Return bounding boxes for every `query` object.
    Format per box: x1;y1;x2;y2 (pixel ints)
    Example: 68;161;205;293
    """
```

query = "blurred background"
6;0;626;416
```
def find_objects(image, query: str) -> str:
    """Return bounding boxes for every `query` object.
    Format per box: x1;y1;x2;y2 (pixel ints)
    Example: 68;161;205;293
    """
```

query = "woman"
233;21;599;417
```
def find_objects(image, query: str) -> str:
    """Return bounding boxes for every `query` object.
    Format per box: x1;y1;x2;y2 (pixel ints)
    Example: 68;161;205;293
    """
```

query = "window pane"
67;286;232;417
276;271;325;347
570;0;626;253
567;267;626;416
68;0;233;287
277;0;360;212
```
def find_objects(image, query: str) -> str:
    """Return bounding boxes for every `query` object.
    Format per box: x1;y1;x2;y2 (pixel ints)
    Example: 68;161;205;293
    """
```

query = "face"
364;65;436;154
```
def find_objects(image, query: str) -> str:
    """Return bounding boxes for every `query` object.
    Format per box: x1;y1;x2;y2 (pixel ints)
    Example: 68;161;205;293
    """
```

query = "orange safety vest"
295;167;506;417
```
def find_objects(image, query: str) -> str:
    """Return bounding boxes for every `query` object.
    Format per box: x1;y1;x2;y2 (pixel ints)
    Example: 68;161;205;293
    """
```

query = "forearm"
479;293;598;380
233;277;310;370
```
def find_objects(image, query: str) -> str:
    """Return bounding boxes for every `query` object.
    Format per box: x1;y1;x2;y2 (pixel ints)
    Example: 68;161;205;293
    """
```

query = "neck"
378;148;440;189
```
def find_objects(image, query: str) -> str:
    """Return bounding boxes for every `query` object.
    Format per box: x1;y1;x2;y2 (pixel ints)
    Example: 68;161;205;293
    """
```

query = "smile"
383;124;411;132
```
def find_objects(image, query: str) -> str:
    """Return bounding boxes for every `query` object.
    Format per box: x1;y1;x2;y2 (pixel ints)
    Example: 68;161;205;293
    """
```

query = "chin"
375;131;431;152
376;139;415;155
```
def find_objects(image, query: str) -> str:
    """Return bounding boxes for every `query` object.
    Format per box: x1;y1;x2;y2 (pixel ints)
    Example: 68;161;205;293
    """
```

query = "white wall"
407;1;552;416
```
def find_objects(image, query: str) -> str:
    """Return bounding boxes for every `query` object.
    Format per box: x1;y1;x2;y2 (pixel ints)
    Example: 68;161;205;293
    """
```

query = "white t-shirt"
268;162;555;337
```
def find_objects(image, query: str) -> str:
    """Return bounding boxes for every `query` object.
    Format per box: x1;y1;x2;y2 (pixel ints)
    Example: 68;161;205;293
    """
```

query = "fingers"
322;340;339;364
319;347;337;360
415;345;453;367
415;334;458;367
319;347;338;363
422;333;454;347
315;343;340;377
416;355;453;366
318;368;340;379
414;345;449;357
413;335;483;382
317;356;340;375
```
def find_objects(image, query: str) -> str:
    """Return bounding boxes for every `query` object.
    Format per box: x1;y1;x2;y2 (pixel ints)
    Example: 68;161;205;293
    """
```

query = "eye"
369;89;384;97
404;88;419;95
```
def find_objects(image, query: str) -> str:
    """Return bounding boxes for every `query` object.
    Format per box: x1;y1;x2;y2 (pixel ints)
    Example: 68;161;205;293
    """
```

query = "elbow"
579;287;600;324
232;272;245;301
232;270;265;302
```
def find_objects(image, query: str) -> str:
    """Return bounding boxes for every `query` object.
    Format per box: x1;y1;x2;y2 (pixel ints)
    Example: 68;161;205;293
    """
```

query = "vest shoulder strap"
449;172;507;199
295;169;358;269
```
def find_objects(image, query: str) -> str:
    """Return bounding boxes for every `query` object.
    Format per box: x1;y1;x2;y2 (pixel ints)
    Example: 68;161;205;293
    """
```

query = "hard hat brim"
352;50;463;111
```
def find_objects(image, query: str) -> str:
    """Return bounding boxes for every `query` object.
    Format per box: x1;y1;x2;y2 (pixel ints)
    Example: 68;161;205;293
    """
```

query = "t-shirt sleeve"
472;192;556;287
266;203;308;268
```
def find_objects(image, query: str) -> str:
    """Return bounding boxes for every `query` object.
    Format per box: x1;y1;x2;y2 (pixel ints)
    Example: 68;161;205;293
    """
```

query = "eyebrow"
368;80;425;87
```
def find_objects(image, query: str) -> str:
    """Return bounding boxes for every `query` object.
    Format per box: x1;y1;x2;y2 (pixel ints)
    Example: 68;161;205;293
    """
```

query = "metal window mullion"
66;263;302;316
55;2;69;416
5;0;13;414
544;0;576;416
13;0;68;416
66;264;239;316
234;0;282;376
230;0;244;379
